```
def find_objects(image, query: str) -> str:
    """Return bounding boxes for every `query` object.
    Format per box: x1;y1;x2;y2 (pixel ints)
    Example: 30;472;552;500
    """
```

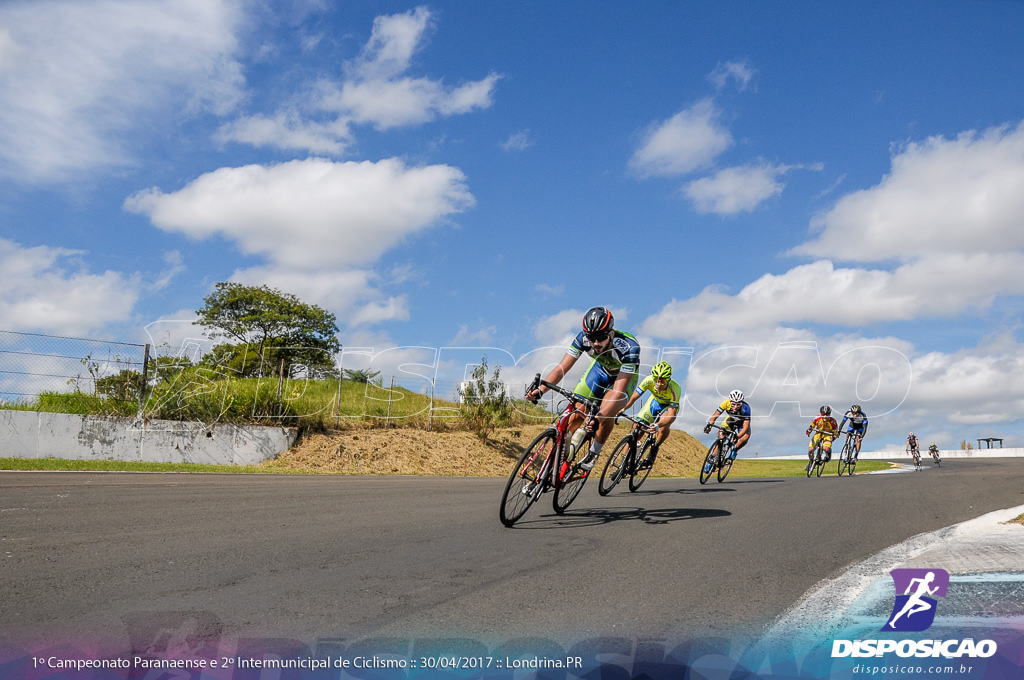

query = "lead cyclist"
525;306;641;471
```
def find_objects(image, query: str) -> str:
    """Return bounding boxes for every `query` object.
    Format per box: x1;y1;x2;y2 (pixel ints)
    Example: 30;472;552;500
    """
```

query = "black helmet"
851;404;861;413
582;306;614;336
820;405;831;416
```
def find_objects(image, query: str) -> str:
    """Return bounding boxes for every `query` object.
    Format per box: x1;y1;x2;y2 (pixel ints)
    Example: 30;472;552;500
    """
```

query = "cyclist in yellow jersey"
805;405;839;470
616;361;680;451
704;389;752;453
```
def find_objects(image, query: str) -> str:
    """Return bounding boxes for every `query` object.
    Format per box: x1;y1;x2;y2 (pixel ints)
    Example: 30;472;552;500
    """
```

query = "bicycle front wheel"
717;443;735;482
499;428;556;527
700;440;720;485
553;430;592;514
837;440;852;476
629;438;657;491
599;435;633;496
815;448;825;477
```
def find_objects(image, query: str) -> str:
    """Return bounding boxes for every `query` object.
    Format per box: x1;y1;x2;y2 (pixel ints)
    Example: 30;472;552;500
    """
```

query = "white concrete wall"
0;410;297;466
771;448;1024;460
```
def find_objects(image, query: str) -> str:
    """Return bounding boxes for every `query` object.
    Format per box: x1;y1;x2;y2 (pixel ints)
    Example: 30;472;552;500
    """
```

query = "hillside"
264;422;711;477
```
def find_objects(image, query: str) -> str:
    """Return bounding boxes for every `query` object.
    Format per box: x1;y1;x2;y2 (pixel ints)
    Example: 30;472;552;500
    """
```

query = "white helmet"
729;389;744;402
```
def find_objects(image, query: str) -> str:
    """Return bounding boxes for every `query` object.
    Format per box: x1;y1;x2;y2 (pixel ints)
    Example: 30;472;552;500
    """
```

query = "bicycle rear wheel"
700;440;721;485
716;442;735;482
629;438;657;491
599;435;632;496
553;430;593;514
837;439;852;476
499;428;556;527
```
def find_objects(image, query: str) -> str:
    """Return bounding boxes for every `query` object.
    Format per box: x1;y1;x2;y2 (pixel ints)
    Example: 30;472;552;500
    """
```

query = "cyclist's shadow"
530;506;731;527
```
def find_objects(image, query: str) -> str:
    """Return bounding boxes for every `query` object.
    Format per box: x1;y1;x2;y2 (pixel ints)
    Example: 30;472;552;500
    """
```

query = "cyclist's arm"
529;352;578;400
619;389;641;414
838;416;848;432
601;370;633;418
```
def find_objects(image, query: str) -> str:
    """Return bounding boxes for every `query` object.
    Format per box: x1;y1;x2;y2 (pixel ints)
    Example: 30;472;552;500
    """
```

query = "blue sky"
3;0;1024;456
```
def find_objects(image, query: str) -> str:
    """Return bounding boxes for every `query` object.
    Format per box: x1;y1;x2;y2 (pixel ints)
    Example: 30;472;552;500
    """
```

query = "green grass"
0;457;270;473
725;458;893;477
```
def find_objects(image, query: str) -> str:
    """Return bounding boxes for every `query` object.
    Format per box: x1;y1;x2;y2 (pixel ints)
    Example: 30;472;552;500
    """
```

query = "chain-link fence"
0;330;545;428
0;330;150;408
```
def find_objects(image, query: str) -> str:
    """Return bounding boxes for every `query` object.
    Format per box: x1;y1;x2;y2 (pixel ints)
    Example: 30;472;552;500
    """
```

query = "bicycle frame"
701;423;739;484
499;375;601;526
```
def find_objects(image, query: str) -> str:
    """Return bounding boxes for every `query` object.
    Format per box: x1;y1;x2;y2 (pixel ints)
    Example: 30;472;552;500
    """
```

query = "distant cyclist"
928;442;941;463
836;404;869;459
525;306;641;471
617;360;681;453
704;389;752;457
805;405;838;470
906;432;920;458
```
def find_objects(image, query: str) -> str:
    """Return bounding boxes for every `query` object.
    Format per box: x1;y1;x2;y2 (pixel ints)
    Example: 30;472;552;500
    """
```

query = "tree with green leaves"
194;282;341;379
458;357;513;438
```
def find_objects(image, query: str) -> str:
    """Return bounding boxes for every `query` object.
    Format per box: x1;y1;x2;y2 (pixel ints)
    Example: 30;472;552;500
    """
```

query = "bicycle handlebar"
525;373;601;412
616;412;658;433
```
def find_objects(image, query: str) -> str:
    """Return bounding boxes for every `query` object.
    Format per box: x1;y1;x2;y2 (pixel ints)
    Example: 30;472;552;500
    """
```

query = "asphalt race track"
2;458;1022;655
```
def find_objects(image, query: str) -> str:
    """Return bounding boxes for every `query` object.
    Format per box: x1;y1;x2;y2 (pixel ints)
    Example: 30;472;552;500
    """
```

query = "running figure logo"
882;568;950;632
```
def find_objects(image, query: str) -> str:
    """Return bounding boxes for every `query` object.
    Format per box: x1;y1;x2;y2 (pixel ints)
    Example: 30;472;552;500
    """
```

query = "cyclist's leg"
592;370;635;445
571;361;614;469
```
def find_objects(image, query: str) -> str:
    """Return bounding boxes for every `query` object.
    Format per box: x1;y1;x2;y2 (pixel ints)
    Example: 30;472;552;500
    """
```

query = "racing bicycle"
598;412;660;495
499;375;601;527
700;423;739;484
836;429;860;477
910;446;922;471
806;427;832;478
928;447;942;467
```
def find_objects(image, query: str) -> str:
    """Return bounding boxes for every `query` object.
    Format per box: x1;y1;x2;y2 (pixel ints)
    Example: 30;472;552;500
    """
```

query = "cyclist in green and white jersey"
526;306;641;471
616;361;680;453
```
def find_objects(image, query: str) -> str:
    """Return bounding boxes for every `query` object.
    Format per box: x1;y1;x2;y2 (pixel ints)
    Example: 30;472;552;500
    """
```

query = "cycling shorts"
811;432;835;448
846;424;866;435
573;358;638;402
638;395;671;424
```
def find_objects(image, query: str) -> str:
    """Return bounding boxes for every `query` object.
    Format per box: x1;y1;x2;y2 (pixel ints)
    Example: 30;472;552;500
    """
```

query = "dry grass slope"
263;422;710;478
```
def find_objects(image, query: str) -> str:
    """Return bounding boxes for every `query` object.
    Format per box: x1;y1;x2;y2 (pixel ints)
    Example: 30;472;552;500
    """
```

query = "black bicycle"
700;423;739;484
806;427;831;478
598;412;660;495
499;375;601;527
910;446;922;471
836;430;859;477
928;447;941;467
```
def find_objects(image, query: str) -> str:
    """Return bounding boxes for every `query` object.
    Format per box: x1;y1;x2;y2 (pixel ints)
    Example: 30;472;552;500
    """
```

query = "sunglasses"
586;331;611;343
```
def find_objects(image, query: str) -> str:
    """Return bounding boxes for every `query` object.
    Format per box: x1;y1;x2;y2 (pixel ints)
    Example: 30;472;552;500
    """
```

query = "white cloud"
796;121;1024;262
629;98;732;177
218;6;499;152
642;255;1024;344
0;238;138;334
707;60;755;91
0;0;246;182
683;163;789;215
123;157;475;269
501;130;534;152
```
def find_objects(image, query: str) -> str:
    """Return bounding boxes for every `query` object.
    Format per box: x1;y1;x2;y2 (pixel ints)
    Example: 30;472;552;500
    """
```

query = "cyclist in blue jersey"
617;360;680;453
526;306;641;471
836;404;868;460
704;389;752;454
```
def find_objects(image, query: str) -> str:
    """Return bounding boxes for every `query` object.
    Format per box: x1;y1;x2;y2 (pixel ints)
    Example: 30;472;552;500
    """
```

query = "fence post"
429;379;434;431
137;343;151;416
386;375;394;426
335;352;344;428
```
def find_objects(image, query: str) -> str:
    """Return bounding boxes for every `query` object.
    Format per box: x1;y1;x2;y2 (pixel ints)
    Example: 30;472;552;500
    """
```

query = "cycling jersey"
838;410;868;435
634;375;682;424
567;330;641;378
634;375;682;408
567;329;641;401
809;415;838;437
717;398;751;431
